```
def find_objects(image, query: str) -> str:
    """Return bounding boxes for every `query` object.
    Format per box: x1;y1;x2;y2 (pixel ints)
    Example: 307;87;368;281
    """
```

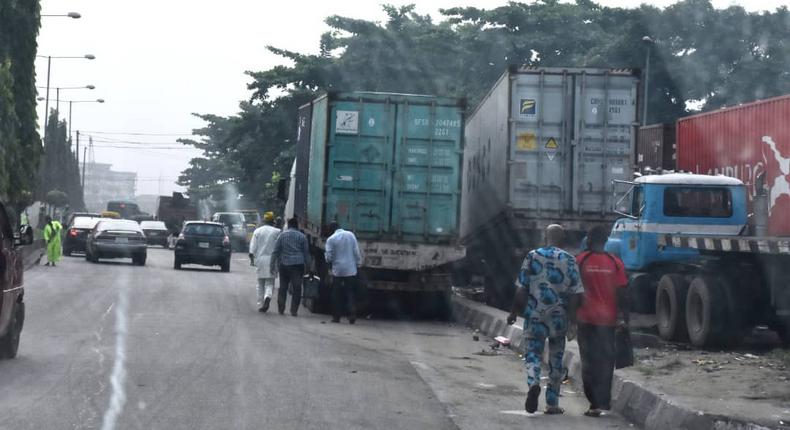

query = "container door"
324;100;395;235
573;73;637;214
391;103;463;241
294;103;312;222
509;72;571;213
307;97;328;227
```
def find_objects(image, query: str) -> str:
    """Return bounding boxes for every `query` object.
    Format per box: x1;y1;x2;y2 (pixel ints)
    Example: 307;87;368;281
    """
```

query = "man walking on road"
249;212;280;312
271;217;311;316
43;215;62;267
325;221;361;324
507;224;584;415
576;225;629;417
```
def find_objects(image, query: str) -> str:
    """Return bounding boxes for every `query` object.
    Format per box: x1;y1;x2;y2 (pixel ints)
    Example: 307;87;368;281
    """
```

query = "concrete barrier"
451;293;784;430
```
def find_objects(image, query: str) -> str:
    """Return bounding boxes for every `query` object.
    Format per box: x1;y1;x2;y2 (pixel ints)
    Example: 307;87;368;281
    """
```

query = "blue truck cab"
605;173;747;271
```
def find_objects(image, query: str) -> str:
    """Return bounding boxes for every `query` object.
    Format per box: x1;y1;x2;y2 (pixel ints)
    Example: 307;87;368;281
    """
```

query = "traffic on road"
2;1;789;429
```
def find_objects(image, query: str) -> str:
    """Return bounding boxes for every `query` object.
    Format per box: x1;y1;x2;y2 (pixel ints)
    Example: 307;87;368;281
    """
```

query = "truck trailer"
285;91;466;316
606;94;790;347
460;66;641;309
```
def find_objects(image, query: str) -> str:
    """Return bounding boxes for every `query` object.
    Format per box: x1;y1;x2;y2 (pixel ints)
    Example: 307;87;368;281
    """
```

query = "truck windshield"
663;187;732;218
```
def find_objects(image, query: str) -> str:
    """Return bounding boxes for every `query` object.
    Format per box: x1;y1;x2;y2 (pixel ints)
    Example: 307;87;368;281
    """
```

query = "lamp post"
642;36;654;126
37;97;105;166
41;12;81;18
37;54;96;142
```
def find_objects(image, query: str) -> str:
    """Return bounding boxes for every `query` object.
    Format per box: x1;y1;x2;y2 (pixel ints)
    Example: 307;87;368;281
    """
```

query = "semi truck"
459;66;641;309
606;94;790;347
283;91;466;316
156;192;199;234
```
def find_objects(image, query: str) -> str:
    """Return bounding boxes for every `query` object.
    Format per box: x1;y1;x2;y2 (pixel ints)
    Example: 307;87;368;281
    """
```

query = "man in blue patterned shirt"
507;224;584;415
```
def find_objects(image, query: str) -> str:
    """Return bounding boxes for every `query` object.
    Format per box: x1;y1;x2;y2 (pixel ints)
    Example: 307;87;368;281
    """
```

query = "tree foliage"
37;110;84;210
0;0;42;209
181;0;790;209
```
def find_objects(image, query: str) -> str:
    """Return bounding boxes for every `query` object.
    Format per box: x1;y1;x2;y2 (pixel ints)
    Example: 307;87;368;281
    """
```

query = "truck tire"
220;258;230;272
776;319;790;347
686;275;728;347
0;302;24;359
656;274;689;341
132;254;146;266
174;257;182;270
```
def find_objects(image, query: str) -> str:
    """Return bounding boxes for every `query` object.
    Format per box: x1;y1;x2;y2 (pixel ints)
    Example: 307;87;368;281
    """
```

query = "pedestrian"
507;224;584;415
248;212;281;312
325;221;361;324
270;217;311;316
43;215;63;267
575;225;629;417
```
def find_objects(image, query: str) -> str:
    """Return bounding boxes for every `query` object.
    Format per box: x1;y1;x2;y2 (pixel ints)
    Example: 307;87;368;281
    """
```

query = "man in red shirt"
575;225;629;417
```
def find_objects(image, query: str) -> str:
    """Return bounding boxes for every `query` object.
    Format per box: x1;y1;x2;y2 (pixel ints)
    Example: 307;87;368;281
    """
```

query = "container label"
336;110;359;134
611;166;624;174
545;137;558;161
520;99;536;115
517;132;537;151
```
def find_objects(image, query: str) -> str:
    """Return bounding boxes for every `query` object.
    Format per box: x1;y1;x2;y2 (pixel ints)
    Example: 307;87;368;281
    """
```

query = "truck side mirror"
277;178;289;201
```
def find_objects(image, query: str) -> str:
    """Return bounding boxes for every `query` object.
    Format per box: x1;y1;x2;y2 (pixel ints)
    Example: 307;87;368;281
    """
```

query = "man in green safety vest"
43;215;63;267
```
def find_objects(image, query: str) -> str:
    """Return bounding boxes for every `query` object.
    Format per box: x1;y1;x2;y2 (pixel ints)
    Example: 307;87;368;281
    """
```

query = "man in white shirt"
325;221;362;324
248;212;281;312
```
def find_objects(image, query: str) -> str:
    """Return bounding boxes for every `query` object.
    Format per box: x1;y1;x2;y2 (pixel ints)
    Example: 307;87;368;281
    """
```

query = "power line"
79;130;194;136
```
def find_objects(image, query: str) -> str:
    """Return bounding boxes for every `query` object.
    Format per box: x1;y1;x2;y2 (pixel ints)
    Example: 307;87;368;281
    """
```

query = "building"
82;162;137;213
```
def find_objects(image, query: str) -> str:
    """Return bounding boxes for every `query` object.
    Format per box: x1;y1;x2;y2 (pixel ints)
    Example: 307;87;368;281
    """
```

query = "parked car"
174;221;231;272
85;219;147;265
140;220;170;248
0;199;25;359
211;212;247;251
237;209;261;243
63;216;101;256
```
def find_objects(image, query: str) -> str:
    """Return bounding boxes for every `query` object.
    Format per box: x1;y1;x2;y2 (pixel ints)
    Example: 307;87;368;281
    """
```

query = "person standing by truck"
270;218;310;316
249;212;280;312
575;225;629;417
325;221;362;324
43;215;63;267
507;224;584;415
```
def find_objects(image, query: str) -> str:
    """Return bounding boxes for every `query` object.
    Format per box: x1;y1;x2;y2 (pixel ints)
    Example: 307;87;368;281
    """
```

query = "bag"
302;274;321;299
615;327;635;369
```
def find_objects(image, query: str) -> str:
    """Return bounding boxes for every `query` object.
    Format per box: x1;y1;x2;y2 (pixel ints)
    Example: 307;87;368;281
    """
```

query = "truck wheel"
133;254;146;266
220;258;230;272
776;319;790;347
686;276;728;347
434;291;453;321
656;274;689;341
0;302;24;359
174;257;182;270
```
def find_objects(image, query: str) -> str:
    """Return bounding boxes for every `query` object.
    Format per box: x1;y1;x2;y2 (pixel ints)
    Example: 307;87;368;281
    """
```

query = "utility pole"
43;56;51;144
76;130;80;164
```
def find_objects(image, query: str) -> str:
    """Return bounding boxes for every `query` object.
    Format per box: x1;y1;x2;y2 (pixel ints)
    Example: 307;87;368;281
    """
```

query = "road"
0;248;636;430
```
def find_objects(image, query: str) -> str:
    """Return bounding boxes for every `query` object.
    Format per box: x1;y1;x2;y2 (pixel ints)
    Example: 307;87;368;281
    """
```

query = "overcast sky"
36;0;787;196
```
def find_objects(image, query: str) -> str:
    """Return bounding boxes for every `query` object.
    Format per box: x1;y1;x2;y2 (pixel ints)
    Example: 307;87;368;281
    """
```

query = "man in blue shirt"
507;224;584;415
325;221;362;324
271;218;311;316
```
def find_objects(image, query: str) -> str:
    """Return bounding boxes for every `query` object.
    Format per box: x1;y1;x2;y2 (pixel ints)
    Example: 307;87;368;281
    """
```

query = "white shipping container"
461;67;640;240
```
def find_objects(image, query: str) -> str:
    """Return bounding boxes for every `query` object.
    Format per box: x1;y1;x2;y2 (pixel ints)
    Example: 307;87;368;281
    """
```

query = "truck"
459;66;641;309
283;91;466;316
156;192;199;234
0;199;25;359
606;94;790;347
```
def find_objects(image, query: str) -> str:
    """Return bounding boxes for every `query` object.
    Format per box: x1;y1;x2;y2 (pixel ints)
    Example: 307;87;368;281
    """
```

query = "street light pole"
642;36;654;126
68;101;73;144
44;56;51;142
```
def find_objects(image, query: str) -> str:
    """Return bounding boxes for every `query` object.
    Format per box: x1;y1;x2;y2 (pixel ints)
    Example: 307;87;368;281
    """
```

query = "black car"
140;220;169;248
174;221;231;272
85;219;148;265
0;199;24;359
63;216;101;256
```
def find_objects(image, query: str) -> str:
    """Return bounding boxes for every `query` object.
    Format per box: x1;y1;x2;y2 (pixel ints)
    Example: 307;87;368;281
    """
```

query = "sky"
36;0;789;197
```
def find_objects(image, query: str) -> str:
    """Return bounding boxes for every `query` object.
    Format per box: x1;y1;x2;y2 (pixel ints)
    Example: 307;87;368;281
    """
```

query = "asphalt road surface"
0;248;636;430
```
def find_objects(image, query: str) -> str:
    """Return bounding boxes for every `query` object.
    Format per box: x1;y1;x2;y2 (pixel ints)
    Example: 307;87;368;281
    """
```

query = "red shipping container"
677;94;790;236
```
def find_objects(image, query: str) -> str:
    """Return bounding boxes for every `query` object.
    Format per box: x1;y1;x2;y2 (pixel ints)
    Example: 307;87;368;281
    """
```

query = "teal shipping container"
303;92;465;245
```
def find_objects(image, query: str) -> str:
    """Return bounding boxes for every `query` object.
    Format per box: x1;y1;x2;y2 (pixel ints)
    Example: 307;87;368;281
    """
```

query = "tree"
37;110;84;210
0;0;42;208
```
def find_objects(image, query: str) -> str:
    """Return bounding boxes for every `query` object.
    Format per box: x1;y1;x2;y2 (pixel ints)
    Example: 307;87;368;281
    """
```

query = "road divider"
450;293;784;430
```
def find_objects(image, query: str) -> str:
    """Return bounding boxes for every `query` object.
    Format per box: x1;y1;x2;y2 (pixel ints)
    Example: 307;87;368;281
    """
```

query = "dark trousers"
278;264;304;314
577;322;617;410
331;275;358;321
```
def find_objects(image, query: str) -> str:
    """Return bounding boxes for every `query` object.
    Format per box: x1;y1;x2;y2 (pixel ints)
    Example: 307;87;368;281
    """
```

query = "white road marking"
500;410;543;416
100;289;128;430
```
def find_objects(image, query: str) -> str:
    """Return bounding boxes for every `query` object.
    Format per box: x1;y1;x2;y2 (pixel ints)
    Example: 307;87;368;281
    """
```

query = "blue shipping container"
304;92;465;244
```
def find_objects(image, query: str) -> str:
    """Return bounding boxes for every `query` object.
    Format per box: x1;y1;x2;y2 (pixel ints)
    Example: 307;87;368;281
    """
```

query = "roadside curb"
450;294;785;430
21;239;45;270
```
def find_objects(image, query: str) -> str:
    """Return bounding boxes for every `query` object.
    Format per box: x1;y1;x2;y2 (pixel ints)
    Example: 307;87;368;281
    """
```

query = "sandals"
544;406;565;415
584;408;602;417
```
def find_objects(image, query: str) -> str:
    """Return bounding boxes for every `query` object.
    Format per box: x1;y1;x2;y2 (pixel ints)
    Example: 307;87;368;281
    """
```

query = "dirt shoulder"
622;333;790;429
